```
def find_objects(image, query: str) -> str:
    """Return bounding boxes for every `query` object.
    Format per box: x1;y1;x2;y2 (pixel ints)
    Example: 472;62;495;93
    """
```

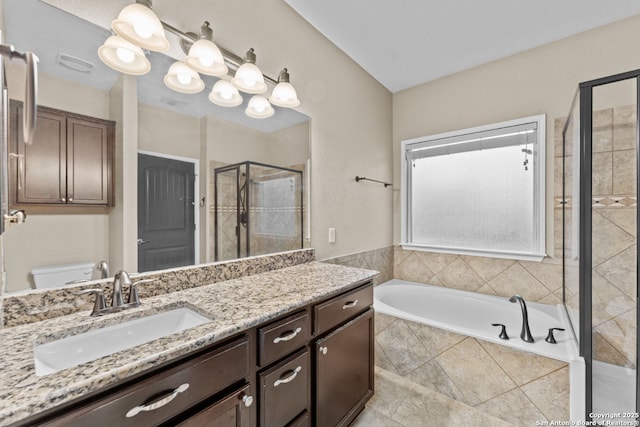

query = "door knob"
137;238;150;245
319;346;328;355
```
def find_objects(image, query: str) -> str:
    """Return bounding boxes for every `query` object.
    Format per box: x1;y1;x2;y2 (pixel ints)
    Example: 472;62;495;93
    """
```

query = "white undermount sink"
34;307;211;376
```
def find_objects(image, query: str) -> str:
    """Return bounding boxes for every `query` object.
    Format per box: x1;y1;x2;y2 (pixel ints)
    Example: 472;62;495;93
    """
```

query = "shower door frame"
576;68;640;418
214;161;304;262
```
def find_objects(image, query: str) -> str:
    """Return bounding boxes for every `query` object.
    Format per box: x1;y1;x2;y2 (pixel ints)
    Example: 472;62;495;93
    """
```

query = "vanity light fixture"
209;80;242;107
269;68;300;108
111;1;169;52
246;95;274;119
232;48;268;94
98;35;151;75
185;22;228;77
99;1;301;116
164;61;204;94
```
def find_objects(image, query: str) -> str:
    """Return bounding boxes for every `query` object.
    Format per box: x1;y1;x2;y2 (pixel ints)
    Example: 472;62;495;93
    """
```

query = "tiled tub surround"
1;248;315;328
375;311;570;426
0;261;377;425
323;246;394;286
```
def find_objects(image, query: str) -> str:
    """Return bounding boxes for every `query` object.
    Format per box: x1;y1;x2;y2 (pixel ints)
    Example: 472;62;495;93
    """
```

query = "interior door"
138;153;195;272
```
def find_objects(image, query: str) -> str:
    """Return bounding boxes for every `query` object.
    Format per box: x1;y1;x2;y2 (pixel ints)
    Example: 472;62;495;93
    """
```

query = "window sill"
400;243;546;262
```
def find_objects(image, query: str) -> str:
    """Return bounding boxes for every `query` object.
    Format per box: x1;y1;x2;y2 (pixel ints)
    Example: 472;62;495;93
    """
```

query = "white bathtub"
374;279;586;421
374;279;580;363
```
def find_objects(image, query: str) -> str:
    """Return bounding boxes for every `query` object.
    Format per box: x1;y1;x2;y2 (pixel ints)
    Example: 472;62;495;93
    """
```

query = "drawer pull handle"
274;366;302;387
125;383;190;418
273;327;302;344
342;299;359;309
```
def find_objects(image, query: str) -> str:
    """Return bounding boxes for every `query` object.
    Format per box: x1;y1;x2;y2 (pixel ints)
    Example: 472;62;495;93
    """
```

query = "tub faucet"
509;295;535;343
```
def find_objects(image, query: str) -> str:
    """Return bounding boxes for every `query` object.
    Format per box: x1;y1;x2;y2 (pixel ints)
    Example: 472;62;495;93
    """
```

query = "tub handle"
545;327;565;344
491;323;509;340
342;299;359;310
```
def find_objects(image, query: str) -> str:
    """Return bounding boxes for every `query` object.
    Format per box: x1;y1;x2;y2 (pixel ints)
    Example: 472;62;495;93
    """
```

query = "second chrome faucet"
78;270;154;316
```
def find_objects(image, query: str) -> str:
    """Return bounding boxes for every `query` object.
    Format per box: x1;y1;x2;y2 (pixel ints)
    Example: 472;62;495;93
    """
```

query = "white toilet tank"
31;262;95;289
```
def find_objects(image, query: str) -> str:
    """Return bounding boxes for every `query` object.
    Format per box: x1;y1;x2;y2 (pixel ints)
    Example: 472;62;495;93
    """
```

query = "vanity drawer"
259;349;309;427
258;310;310;367
39;336;249;427
314;282;373;336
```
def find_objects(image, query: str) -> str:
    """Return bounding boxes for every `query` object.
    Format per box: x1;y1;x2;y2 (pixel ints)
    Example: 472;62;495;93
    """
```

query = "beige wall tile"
592;108;613;153
595;245;637;301
521;367;570;421
593;309;637;367
434;258;484;292
406;320;467;358
461;255;515;282
375;318;433;375
395;252;436;283
436;338;516;406
415;251;458;276
554;117;565;158
478;340;567;386
613;149;637;195
592;210;635;266
598;208;637;238
591;271;635;327
613;105;637;151
592;151;613;195
593;330;632;366
487;264;552;301
520;260;563;292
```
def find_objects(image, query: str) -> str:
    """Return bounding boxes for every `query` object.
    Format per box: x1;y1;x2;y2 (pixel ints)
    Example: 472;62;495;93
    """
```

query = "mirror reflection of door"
138;153;196;272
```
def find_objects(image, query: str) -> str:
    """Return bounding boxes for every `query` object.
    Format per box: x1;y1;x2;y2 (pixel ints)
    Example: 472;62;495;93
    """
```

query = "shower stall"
562;69;639;421
214;161;304;262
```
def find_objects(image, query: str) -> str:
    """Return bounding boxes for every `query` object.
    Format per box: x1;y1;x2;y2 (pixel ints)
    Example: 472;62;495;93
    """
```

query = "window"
401;115;546;261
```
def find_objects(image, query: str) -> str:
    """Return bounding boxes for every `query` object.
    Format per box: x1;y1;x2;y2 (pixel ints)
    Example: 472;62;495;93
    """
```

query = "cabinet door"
314;308;374;427
66;117;110;205
12;104;67;204
175;383;254;427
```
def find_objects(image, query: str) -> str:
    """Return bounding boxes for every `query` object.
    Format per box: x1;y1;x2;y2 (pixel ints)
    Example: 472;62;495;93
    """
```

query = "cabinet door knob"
241;393;254;408
319;346;328;355
68;197;73;202
61;197;66;202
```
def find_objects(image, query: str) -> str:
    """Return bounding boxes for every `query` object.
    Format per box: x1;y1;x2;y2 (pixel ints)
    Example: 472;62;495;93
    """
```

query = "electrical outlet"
328;227;336;243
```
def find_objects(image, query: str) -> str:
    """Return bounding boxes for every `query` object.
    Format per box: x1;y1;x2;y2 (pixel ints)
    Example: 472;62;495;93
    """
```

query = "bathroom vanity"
0;261;376;427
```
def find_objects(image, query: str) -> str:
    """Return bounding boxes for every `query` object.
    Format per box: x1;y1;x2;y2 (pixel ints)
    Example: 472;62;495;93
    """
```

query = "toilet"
31;262;95;289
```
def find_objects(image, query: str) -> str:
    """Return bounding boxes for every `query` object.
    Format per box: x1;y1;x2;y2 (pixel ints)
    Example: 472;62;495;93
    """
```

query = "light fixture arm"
159;20;279;86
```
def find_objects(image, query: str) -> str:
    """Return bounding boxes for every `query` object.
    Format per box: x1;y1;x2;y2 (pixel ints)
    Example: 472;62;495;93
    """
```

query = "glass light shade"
269;81;300;108
112;3;169;52
98;35;150;75
186;39;228;76
232;62;267;94
246;95;274;119
209;80;242;107
164;61;204;94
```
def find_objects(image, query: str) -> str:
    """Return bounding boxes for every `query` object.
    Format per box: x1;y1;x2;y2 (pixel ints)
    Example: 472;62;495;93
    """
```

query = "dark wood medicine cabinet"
9;100;115;212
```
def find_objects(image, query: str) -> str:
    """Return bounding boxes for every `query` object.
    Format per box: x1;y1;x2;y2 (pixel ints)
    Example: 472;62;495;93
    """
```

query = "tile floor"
351;367;515;427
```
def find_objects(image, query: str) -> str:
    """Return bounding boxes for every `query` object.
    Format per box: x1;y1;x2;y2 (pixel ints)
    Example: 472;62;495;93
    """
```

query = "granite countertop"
0;262;377;426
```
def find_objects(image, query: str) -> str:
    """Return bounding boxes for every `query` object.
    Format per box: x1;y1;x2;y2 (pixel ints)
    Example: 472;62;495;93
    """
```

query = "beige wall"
393;13;640;250
138;103;201;160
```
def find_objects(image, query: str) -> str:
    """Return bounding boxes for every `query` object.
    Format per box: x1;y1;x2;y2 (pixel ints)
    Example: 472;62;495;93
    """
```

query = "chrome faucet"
112;270;131;308
78;270;154;316
96;260;109;279
509;295;535;343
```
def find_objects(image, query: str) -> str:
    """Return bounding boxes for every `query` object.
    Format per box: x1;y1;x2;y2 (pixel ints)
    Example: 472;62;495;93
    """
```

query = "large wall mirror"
1;0;310;293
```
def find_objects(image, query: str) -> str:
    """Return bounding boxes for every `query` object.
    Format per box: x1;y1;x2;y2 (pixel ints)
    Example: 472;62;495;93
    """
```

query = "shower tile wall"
557;105;637;369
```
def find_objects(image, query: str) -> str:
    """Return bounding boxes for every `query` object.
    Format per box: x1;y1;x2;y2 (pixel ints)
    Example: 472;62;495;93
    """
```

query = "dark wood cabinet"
175;383;254;427
314;309;374;427
9;101;114;209
18;281;374;427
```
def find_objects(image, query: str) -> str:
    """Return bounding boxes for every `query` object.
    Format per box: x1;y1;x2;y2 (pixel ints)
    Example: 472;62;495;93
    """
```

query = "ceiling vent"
56;53;95;74
160;97;187;108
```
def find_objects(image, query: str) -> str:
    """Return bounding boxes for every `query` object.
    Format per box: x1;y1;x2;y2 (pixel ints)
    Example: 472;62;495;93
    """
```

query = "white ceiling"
285;0;640;93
